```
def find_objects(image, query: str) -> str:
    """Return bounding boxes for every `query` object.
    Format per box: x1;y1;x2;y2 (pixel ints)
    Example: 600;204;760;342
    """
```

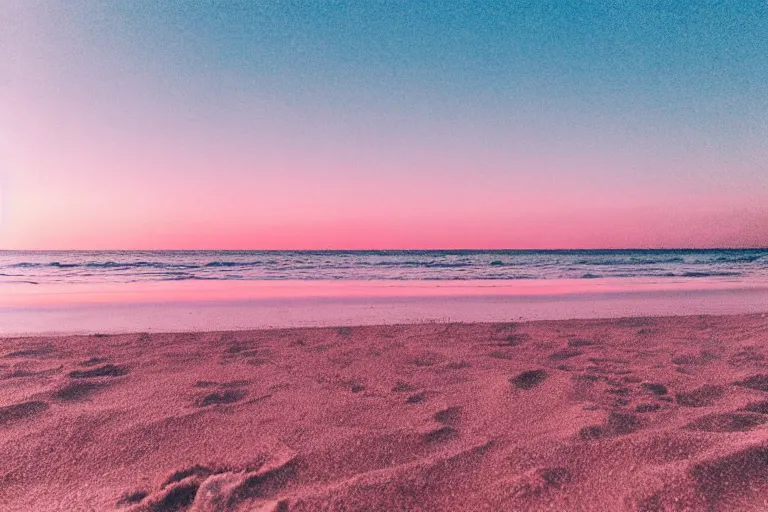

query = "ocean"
1;249;766;285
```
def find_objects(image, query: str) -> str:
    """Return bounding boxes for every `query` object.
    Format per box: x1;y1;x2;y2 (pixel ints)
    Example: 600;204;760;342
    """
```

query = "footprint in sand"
423;426;459;444
163;465;217;488
406;392;426;404
493;333;529;347
0;401;49;426
538;467;572;489
635;492;666;512
115;490;148;507
510;466;573;499
510;369;547;390
434;406;462;425
675;385;726;407
123;450;297;511
151;481;200;511
410;352;445;367
195;389;247;407
729;349;765;368
54;364;129;402
488;350;517;360
549;348;584;361
734;374;768;392
743;400;768;414
672;350;720;367
392;381;415;393
53;381;110;402
684;412;767;432
5;366;63;379
635;403;662;413
641;383;668;396
225;345;260;357
67;364;129;379
572;373;600;384
4;344;55;358
579;412;640;440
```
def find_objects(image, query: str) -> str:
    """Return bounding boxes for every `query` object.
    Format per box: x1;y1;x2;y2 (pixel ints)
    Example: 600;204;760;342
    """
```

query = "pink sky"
2;90;766;250
2;1;767;250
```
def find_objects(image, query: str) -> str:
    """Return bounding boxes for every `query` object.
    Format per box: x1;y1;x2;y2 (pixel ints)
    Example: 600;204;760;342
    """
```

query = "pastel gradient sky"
2;1;767;250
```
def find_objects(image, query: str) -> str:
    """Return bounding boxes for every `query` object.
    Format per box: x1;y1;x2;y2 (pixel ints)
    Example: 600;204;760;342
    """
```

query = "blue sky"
2;1;767;248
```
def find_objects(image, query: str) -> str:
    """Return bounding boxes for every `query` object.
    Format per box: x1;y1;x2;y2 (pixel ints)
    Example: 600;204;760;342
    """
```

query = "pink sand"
2;315;768;510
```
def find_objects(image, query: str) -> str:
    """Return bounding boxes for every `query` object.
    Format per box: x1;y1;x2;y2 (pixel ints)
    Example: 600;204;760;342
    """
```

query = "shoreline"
3;310;768;339
4;277;767;306
2;281;768;336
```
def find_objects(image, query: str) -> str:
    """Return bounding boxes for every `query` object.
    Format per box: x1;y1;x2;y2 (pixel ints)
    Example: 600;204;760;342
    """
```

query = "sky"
1;1;767;250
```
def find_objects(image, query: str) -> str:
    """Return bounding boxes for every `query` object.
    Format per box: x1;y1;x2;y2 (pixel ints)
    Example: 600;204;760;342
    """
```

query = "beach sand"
2;313;768;511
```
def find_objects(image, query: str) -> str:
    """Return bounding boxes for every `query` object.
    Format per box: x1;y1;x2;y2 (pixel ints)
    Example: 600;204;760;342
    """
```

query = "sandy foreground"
2;313;768;511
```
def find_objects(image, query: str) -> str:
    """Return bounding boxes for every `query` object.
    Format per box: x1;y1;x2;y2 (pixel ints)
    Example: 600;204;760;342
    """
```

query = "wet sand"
2;313;768;510
4;278;768;336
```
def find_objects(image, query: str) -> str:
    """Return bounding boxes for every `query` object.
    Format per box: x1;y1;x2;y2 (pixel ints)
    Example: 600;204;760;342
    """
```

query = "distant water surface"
1;249;766;285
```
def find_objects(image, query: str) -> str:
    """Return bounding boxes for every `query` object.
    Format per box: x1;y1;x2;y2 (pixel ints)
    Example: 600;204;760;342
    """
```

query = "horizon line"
2;247;766;252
